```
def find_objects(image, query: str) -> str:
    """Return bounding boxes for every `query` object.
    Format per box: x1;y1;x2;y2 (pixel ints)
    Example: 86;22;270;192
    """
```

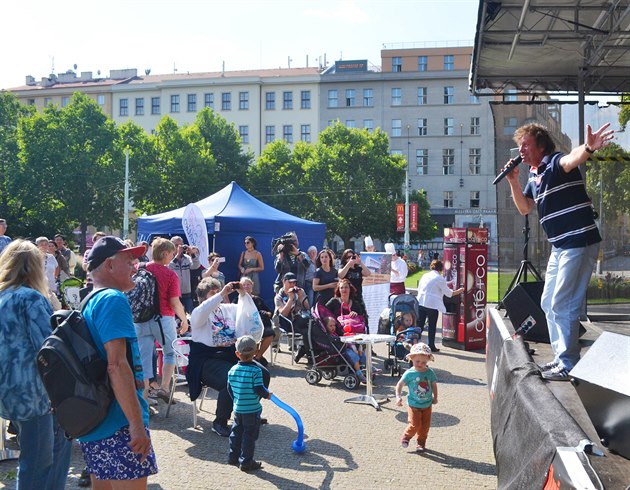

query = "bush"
587;273;630;301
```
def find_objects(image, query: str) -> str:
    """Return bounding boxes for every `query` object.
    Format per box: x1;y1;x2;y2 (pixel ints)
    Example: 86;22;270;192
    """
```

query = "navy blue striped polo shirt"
524;152;601;249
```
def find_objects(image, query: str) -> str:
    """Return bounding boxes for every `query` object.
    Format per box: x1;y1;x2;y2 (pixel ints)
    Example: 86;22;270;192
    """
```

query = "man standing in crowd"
54;234;77;276
80;236;158;486
505;122;614;381
273;232;310;292
169;236;200;314
0;219;11;255
387;243;408;295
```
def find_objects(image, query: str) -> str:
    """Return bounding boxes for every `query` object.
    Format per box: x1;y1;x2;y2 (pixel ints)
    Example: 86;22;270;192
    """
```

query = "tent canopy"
470;0;630;95
137;181;326;304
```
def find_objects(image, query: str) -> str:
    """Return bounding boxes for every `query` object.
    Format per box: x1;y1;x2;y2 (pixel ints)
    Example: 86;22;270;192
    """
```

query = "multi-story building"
320;47;497;256
8;45;570;258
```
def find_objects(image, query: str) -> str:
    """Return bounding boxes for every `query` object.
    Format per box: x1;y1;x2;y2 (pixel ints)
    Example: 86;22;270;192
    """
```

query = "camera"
232;283;241;290
182;245;189;252
272;233;296;255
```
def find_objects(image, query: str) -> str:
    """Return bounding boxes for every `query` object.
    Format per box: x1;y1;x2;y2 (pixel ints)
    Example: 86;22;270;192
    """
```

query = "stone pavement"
0;339;496;489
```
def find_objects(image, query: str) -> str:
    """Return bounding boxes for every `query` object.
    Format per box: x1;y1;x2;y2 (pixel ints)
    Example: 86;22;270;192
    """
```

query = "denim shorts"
135;316;178;379
79;426;158;480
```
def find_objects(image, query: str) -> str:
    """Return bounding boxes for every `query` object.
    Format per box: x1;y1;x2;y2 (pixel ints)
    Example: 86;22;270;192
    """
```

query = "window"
283;91;293;110
470;191;480;208
301;124;311;142
187;94;197;112
444;86;454;104
119;98;128;116
170;95;180;113
283;125;293;143
392;119;402;137
265;125;275;143
417;87;427;105
470;117;480;135
265;92;275;110
346;120;356;128
418;118;428;136
151;97;160;115
62;96;69;107
416;149;428;175
300;90;311;109
504;89;517;102
328;89;338;108
470;94;480;104
469;148;481;174
239;125;249;144
418;56;427;72
135;98;144;116
443;191;454;208
27;98;35;106
443;118;454;136
504;117;518;136
363;119;374;133
444;55;454;70
443;149;455;175
221;92;231;111
391;88;401;106
392;56;402;72
44;97;52;106
363;88;373;107
97;95;105;106
239;91;249;110
345;89;356;107
204;93;214;108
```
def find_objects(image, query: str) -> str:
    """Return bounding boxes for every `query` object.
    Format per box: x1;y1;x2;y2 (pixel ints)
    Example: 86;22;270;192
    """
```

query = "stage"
486;306;630;489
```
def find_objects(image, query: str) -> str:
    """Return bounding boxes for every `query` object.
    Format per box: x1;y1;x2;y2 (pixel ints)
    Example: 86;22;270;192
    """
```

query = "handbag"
337;302;366;334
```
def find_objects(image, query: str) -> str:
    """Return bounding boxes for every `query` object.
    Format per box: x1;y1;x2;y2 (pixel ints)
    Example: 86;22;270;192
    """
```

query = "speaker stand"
498;214;543;310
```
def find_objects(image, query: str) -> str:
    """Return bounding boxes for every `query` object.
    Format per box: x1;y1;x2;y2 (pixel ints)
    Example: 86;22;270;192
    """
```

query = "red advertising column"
442;227;488;351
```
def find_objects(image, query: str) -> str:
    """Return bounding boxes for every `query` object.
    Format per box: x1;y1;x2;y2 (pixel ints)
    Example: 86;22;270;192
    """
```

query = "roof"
470;0;630;95
129;67;322;85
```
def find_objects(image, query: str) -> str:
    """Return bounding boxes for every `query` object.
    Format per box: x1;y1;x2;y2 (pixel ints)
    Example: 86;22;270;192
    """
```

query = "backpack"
125;266;161;323
36;288;115;439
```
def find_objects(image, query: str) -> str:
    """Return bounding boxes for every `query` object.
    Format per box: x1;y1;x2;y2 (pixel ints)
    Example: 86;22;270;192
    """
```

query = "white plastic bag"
235;293;264;342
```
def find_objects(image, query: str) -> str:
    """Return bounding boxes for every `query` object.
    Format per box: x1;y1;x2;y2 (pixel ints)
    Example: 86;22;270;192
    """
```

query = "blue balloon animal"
270;394;306;453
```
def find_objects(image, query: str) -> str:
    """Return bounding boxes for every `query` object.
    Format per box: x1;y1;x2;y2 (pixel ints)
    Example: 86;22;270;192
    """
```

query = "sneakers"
356;370;367;384
401;439;409;449
416;445;425;453
538;360;560;372
240;460;263;472
211;420;231;437
541;364;571;381
154;388;176;405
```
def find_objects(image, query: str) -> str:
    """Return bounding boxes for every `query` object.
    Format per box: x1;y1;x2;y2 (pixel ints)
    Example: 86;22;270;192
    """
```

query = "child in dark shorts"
227;335;272;472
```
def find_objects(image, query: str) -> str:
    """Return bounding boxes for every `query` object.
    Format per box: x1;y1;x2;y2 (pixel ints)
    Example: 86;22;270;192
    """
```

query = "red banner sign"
396;204;404;232
410;203;418;232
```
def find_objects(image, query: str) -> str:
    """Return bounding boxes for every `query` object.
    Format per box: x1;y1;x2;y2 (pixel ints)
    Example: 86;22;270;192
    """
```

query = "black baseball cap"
87;236;146;271
283;272;298;282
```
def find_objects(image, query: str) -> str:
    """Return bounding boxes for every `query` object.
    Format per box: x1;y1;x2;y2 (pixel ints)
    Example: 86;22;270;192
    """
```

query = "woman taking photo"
238;276;274;366
312;249;338;306
239;236;264;296
337;249;370;302
0;240;72;489
417;259;464;352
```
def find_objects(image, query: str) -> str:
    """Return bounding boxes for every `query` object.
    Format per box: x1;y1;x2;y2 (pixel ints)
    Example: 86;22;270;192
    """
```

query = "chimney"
25;75;36;86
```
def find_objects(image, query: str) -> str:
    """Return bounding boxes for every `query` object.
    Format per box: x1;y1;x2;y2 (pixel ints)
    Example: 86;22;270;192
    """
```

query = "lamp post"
123;147;130;239
405;125;411;256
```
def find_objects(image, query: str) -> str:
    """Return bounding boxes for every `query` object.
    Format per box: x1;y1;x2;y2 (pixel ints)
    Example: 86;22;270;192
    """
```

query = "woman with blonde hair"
0;240;72;489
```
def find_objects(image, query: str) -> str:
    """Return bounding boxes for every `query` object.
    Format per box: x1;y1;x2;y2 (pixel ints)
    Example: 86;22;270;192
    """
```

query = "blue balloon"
270;394;306;453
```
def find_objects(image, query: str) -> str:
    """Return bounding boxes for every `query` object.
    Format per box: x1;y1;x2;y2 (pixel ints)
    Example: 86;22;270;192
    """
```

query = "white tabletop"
340;333;396;344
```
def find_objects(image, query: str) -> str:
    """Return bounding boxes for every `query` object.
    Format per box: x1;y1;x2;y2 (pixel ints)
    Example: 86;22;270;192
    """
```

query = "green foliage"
585;143;630;222
619;94;630;131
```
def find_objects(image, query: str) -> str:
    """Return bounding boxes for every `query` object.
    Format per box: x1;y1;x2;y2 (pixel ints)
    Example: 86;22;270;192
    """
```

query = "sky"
1;0;479;89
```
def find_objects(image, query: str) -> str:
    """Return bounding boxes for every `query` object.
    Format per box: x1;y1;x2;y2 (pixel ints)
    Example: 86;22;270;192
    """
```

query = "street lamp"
405;125;411;255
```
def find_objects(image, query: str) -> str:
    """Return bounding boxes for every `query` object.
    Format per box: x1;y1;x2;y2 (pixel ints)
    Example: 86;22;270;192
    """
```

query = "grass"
406;269;500;303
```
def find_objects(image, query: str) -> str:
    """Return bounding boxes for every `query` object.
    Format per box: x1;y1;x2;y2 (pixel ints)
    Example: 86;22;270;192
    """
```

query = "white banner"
361;252;391;333
182;203;209;268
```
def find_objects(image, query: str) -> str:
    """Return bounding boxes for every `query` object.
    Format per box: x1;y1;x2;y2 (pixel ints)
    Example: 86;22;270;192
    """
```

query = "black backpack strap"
79;287;111;311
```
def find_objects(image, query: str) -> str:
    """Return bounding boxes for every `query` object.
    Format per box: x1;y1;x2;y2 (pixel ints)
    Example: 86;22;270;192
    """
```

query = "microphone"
492;155;523;185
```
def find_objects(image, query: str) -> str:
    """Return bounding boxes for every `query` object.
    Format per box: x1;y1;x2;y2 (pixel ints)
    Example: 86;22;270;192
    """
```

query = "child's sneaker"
416;444;425;452
401;439;409;449
356;370;367;384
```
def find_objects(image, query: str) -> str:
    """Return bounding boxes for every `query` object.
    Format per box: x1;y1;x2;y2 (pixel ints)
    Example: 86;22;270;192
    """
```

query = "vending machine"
441;227;488;351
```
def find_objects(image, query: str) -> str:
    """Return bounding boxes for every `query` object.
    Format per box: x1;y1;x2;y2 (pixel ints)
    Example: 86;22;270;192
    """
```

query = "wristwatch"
584;145;595;154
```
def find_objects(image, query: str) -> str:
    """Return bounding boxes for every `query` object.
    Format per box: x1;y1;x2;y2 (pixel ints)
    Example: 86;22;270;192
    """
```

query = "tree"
0;92;35;236
307;124;407;247
195;108;253;187
619;94;630;131
131;116;218;215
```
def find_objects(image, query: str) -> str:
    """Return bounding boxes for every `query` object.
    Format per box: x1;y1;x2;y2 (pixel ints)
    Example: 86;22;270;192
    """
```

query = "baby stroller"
383;293;423;376
303;303;364;390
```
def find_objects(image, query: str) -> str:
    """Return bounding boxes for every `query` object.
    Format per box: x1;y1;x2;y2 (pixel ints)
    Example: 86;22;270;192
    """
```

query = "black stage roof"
470;0;630;95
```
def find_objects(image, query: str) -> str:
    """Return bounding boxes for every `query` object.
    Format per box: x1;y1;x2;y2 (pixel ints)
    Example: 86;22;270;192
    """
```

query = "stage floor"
502;310;630;487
